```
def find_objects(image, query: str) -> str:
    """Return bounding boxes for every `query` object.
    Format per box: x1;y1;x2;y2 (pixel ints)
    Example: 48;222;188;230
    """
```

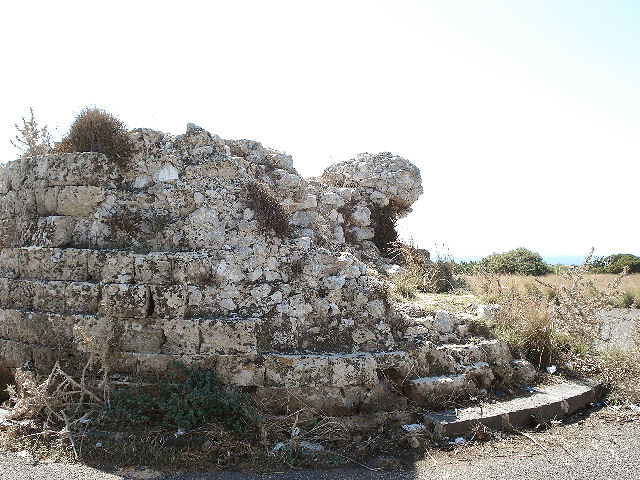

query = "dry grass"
390;242;456;296
464;273;640;304
462;254;640;402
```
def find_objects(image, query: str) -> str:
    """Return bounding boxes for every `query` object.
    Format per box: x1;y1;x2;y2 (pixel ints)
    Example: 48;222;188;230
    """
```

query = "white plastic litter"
546;365;557;374
402;423;427;433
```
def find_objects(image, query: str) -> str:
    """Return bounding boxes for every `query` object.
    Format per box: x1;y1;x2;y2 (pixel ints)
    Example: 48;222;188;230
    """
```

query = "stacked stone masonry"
0;124;535;416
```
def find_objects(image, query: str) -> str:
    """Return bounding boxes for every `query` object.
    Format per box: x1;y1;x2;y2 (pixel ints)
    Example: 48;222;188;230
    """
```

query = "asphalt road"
1;409;639;480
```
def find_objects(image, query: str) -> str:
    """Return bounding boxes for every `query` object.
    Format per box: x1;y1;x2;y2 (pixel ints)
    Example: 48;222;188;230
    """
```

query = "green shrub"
109;364;254;432
55;107;135;166
478;248;551;276
246;181;291;238
589;254;640;274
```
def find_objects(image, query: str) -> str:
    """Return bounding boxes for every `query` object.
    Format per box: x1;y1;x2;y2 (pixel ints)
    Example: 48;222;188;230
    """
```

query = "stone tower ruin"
0;124;534;417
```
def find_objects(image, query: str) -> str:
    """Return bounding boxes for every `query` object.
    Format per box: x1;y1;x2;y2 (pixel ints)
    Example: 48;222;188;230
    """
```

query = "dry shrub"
246;181;291;238
55;107;135;166
391;241;455;295
0;365;15;403
479;250;627;369
11;107;53;158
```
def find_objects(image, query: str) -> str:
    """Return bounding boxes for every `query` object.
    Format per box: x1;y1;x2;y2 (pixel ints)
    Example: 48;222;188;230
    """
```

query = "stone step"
405;363;495;406
423;379;600;437
429;339;512;374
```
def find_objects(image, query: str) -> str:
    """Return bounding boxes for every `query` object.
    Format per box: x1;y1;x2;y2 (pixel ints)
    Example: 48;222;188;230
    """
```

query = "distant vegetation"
589;253;640;274
456;247;551;276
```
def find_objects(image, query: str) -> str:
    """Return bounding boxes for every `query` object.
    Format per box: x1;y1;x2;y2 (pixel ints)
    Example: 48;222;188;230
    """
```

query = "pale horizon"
2;0;639;260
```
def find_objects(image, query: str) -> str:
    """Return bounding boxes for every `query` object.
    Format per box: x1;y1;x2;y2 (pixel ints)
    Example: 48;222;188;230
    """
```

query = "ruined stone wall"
0;125;534;416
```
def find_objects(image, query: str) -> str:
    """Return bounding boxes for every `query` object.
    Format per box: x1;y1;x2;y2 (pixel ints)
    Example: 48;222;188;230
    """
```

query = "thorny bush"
55;107;135;166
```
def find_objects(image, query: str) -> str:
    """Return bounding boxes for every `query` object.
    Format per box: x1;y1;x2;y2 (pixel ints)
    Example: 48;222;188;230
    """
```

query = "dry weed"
390;242;455;295
475;250;628;369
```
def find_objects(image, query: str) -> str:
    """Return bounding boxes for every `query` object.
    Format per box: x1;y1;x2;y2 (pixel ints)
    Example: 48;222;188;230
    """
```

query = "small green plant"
109;364;254;432
478;248;551;276
55;107;135;166
246;181;291;238
11;107;53;158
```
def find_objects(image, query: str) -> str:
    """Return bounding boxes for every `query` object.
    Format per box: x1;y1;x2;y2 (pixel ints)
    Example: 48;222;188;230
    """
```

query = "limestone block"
161;318;199;354
434;311;456;334
464;362;495;390
351;206;371;227
6;280;35;310
16;190;37;215
291;210;315;227
348;226;374;241
0;193;15;218
478;339;512;367
101;284;148;318
214;260;243;283
0;309;23;341
0;278;8;306
134;253;173;284
120;319;165;353
0;218;16;247
406;374;474;403
199;318;259;355
16;248;47;279
89;251;134;283
173;252;212;284
73;314;112;354
65;282;100;314
149;285;187;318
300;194;317;209
44;153;112;186
0;339;32;368
0;309;74;346
264;353;378;388
0;248;19;278
45;248;89;282
509;358;537;383
31;216;75;247
320;192;345;208
32;280;67;312
215;355;265;386
56;186;106;217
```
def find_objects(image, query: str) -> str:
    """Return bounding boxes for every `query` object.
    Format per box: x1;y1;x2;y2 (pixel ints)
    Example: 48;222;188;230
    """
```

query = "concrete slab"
424;379;599;437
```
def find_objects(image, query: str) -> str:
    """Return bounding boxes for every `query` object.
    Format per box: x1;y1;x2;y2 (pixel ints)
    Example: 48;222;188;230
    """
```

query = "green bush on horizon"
477;247;551;276
589;253;640;274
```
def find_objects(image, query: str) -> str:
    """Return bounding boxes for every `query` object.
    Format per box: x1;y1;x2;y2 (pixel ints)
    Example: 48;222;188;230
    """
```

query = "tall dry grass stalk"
476;250;627;369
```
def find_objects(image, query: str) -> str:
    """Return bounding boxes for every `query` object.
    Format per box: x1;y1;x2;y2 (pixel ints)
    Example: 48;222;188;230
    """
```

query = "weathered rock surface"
0;125;534;416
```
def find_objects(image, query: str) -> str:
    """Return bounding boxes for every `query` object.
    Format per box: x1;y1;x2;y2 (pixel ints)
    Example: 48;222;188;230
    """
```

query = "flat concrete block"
424;380;599;437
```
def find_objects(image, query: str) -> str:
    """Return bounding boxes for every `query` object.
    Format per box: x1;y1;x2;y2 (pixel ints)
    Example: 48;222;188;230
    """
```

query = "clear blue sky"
1;1;639;259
